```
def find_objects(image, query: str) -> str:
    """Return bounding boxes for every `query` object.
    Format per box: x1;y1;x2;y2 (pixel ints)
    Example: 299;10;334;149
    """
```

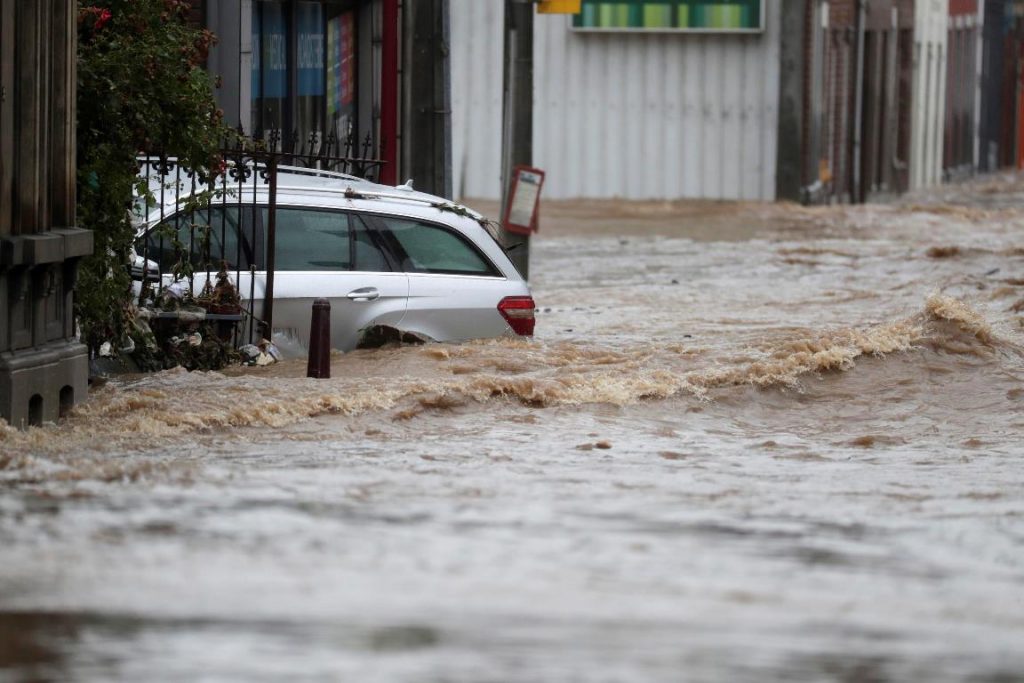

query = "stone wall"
0;0;92;428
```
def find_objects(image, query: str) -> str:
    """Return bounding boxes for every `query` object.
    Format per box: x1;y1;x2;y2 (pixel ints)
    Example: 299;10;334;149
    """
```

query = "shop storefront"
207;0;446;193
252;1;356;146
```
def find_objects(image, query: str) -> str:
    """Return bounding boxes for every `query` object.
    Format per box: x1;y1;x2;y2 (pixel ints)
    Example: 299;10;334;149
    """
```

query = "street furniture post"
307;299;331;379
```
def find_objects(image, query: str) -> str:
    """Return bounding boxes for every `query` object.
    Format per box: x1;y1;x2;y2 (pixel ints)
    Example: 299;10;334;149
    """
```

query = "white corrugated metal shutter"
450;2;505;200
451;1;782;201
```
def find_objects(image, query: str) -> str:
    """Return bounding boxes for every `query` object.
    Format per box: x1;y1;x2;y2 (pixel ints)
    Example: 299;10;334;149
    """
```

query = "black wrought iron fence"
244;127;386;181
134;129;386;349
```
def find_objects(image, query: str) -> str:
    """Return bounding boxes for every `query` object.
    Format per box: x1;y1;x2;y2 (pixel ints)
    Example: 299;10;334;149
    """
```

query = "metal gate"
135;129;386;347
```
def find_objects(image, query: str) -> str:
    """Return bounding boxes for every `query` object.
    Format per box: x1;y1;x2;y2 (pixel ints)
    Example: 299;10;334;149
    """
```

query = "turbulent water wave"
0;295;1012;468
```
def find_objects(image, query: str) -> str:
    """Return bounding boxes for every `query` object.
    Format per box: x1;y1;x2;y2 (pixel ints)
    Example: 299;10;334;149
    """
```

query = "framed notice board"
571;0;764;33
503;166;545;236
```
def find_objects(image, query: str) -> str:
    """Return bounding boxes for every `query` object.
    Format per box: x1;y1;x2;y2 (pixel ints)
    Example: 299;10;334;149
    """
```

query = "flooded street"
2;177;1024;681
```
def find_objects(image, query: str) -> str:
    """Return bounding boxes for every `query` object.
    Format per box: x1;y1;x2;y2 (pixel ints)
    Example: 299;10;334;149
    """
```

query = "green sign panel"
571;0;763;32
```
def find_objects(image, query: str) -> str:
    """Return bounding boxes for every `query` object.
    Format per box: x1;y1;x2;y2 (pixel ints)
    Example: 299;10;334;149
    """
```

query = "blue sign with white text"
297;2;325;97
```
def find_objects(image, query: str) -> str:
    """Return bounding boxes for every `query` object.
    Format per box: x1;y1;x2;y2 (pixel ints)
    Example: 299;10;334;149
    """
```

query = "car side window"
265;207;351;271
370;216;498;276
256;208;393;273
141;206;257;272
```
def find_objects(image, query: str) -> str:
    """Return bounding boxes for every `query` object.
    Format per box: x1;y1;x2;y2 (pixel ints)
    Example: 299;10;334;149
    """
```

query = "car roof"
135;159;486;227
133;159;520;281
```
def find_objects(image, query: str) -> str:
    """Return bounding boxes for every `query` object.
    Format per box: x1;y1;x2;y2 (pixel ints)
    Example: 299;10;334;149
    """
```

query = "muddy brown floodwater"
2;175;1024;682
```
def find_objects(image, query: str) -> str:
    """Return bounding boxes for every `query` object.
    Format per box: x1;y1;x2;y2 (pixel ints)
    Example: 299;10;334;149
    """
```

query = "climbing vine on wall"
76;0;230;353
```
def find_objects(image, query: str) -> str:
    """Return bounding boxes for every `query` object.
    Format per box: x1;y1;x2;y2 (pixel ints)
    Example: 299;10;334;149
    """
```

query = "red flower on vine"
78;6;112;33
94;9;112;30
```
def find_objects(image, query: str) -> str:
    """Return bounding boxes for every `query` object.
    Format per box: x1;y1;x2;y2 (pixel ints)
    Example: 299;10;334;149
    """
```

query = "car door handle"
347;287;380;301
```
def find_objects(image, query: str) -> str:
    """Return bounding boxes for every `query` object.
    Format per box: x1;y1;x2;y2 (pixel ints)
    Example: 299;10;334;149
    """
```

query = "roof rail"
338;186;485;221
134;159;489;225
276;164;366;183
253;181;484;220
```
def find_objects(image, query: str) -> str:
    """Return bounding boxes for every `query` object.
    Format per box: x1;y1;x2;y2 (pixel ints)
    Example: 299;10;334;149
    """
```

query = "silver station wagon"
134;165;535;351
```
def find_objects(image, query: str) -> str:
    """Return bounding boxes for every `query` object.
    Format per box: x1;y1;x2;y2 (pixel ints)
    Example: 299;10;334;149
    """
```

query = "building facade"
203;0;411;187
794;0;916;203
979;0;1024;171
453;1;1024;205
944;0;983;177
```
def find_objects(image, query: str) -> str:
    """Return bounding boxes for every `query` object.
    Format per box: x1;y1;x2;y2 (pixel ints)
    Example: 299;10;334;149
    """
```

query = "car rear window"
369;216;498;276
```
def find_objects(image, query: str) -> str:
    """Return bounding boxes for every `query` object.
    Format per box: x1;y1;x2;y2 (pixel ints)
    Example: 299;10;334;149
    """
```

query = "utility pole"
405;0;453;199
501;0;534;279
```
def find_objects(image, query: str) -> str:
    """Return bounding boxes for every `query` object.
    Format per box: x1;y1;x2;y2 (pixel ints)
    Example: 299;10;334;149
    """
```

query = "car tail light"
498;296;536;336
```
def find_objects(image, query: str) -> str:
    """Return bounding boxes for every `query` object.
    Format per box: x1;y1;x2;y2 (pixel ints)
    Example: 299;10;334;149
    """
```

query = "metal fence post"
262;155;278;339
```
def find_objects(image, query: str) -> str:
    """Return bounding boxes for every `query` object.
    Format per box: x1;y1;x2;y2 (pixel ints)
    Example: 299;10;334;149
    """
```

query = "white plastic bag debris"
99;341;113;357
187;332;202;347
238;344;261;364
165;281;188;300
254;338;282;366
260;338;282;361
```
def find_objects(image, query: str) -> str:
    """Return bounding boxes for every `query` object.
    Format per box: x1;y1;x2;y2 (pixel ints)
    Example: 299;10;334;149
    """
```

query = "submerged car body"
134;165;535;351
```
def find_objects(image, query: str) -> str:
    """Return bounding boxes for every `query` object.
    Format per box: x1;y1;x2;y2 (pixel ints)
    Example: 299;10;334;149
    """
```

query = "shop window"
251;1;358;149
252;1;288;138
371;216;499;277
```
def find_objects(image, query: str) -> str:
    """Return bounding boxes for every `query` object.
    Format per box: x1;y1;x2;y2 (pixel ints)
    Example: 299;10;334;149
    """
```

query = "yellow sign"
538;0;582;13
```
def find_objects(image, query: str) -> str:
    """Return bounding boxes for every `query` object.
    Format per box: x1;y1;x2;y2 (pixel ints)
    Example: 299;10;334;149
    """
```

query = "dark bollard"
307;298;331;379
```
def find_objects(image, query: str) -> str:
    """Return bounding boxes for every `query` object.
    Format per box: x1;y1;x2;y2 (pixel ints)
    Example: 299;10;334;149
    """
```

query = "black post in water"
307;298;331;379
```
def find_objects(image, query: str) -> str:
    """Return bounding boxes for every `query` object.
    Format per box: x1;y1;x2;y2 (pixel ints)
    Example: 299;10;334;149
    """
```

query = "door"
256;206;408;350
